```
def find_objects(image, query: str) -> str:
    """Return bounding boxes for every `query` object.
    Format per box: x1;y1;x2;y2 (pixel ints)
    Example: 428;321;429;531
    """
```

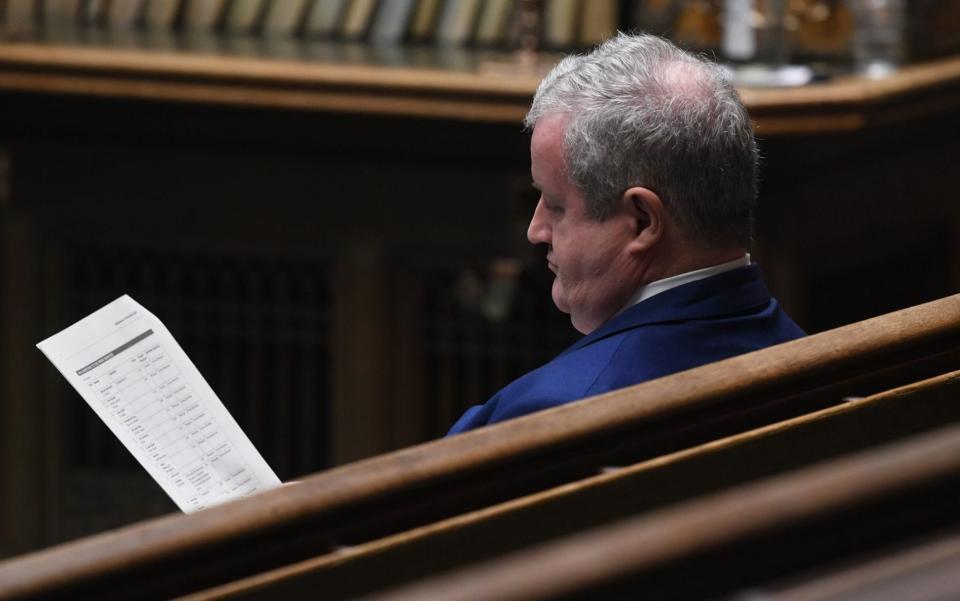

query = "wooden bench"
1;294;959;599
180;369;960;600
355;415;960;601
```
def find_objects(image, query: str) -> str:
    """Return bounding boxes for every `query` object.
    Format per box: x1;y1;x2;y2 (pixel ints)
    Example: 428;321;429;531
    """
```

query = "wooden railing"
358;415;960;601
0;294;959;599
180;369;960;600
0;38;960;133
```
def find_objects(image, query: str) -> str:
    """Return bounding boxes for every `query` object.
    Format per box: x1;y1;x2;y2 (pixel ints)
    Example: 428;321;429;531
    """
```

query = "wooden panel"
331;242;390;464
0;294;959;598
0;214;46;556
181;370;960;600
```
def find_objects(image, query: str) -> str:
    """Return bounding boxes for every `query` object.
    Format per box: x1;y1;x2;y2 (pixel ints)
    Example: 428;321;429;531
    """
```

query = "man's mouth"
546;255;558;273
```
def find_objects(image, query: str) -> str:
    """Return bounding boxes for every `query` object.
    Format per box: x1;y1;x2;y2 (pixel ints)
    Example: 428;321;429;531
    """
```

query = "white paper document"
37;295;281;513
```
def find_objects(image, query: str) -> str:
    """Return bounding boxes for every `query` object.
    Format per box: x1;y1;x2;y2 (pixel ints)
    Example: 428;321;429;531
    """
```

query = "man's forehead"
532;113;570;137
531;114;570;169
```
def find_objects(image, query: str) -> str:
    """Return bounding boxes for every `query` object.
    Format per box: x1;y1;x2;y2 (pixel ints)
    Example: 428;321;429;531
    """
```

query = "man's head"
525;33;757;334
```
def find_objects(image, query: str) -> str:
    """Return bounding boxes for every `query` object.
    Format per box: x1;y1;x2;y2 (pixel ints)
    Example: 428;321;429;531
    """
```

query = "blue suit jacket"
447;265;804;435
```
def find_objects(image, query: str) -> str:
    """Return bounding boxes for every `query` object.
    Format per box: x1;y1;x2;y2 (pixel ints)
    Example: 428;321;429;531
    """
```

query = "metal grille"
50;243;332;538
420;264;578;436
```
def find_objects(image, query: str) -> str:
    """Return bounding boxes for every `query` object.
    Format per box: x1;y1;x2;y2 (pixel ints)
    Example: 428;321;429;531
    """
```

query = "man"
448;34;804;435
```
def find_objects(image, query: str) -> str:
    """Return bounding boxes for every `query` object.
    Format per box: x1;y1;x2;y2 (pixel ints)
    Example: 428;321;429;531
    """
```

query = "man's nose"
527;198;551;245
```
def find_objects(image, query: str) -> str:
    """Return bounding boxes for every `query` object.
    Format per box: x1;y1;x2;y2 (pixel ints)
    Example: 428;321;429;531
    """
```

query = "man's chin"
551;282;570;315
552;288;594;333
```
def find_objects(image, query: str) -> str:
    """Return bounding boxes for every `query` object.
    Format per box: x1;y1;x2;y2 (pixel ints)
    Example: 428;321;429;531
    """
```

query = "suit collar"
564;264;772;353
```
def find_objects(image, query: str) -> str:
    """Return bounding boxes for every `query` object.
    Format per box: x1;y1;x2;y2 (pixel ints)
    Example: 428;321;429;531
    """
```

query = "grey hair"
525;33;758;248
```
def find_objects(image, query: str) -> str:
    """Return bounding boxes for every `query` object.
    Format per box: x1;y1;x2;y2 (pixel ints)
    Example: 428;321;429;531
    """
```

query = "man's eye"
545;201;564;214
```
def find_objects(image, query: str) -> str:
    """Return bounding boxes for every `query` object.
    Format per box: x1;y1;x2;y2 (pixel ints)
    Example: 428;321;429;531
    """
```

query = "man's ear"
623;186;665;254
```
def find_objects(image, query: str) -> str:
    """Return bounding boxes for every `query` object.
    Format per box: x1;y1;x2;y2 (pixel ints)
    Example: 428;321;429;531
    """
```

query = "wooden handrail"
357;419;960;601
182;370;960;600
0;294;959;599
0;37;959;133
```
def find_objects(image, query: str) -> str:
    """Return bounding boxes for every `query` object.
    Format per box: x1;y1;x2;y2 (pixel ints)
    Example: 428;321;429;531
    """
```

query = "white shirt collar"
622;253;751;310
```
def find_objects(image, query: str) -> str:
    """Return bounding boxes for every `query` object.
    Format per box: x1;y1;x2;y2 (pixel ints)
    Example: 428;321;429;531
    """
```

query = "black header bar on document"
76;330;154;375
